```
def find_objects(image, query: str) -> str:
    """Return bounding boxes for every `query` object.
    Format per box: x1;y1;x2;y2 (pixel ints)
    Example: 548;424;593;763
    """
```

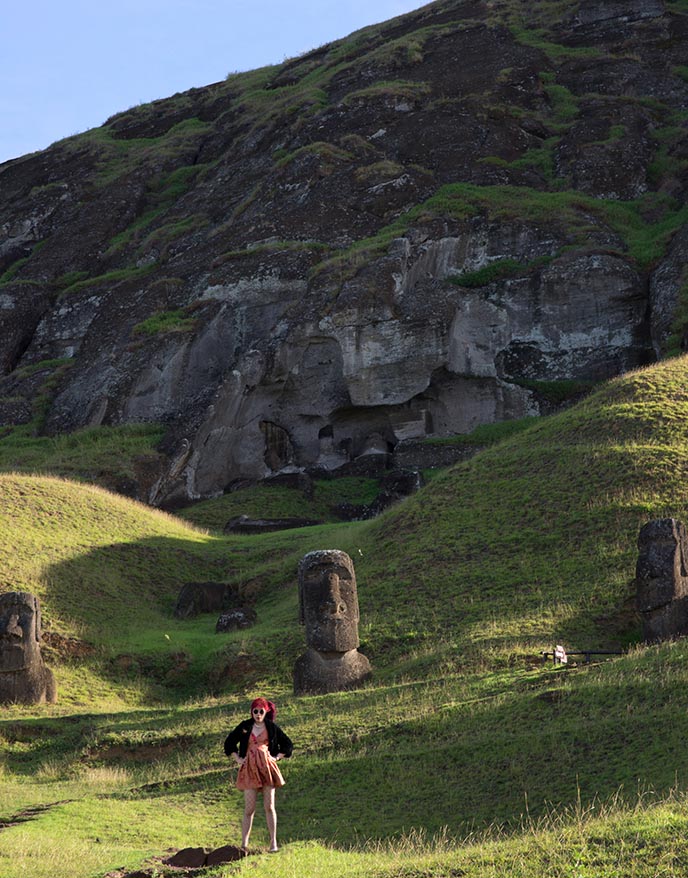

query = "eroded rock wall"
0;0;686;502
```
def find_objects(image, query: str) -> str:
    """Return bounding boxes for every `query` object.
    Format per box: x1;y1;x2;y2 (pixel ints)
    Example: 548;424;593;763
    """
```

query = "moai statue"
0;592;57;704
294;549;372;695
636;518;688;642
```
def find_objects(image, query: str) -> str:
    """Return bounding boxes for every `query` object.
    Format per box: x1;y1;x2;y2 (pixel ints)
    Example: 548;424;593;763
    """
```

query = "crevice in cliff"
2;313;44;376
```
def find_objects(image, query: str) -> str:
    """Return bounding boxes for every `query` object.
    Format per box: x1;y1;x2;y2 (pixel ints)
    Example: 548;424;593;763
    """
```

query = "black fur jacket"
223;718;293;760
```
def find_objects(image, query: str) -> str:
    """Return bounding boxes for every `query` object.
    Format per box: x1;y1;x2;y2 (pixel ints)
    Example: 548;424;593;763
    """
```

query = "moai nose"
0;614;22;638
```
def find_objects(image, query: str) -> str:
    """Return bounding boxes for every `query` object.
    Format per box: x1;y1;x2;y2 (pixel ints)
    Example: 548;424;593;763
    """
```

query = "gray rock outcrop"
215;608;257;633
174;582;235;619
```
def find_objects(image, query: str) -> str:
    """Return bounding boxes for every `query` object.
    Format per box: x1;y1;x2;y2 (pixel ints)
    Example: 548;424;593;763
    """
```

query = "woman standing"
224;698;293;852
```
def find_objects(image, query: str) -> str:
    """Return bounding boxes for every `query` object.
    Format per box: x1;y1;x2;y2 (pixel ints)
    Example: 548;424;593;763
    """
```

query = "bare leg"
242;788;257;849
263;786;278;851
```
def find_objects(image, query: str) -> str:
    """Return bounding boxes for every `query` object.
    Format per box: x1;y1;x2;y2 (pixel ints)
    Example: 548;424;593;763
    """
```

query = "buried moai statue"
635;518;688;642
0;592;56;704
293;550;372;695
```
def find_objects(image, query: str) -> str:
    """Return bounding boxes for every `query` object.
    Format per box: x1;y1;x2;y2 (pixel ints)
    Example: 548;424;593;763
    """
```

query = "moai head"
298;550;360;652
0;591;43;672
636;518;688;612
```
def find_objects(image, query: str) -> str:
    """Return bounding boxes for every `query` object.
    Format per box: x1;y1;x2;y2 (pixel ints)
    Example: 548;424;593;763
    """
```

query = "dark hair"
250;697;276;722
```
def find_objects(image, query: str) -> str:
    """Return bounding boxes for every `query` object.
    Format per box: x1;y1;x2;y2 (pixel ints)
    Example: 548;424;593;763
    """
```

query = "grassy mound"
356;356;688;668
3;357;688;875
0;473;236;704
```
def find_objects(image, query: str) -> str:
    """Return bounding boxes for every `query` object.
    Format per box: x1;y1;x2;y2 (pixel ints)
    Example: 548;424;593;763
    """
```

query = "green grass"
449;256;552;288
508;24;602;61
58;264;157;298
422;416;539;447
212;239;331;268
312;183;688;285
177;477;382;531
138;214;208;253
132;309;197;336
58;119;211;188
341;80;432;105
0;242;47;286
4;647;688;876
480;138;559;182
274;141;353;169
354;160;407;183
539;71;580;127
105;164;209;256
0;256;31;285
54;270;90;289
647;112;688;190
0;423;165;487
514;377;597;405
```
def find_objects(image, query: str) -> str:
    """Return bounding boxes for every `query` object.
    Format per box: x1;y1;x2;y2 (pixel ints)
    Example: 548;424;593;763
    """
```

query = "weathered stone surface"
298;550;361;652
294;550;371;694
0;592;57;704
264;471;314;498
554;103;653;199
393;439;481;470
173;582;234;619
649;225;688;357
454;251;650;383
636;519;688;642
569;0;664;29
294;647;373;695
215;607;257;633
223;515;323;534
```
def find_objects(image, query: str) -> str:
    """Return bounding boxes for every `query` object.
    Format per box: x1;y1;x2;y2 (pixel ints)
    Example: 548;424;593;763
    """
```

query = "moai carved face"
0;592;41;672
299;550;360;652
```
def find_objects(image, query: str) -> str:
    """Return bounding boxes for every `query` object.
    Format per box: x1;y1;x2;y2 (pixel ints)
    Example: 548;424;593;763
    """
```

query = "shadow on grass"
3;647;688;849
36;504;640;708
276;670;688;843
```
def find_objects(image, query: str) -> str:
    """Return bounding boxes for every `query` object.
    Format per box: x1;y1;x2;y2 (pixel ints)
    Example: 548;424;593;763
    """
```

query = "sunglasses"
252;708;266;715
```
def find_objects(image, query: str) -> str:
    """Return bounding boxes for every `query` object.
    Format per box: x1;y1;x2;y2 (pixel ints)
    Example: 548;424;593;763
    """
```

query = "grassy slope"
3;358;688;875
175;476;381;531
0;421;167;493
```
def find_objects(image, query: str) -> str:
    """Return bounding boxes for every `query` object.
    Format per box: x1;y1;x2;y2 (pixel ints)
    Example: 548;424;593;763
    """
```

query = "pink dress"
236;726;285;790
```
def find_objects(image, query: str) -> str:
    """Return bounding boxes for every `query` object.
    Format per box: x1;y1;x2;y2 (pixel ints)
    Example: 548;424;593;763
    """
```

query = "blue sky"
1;0;428;165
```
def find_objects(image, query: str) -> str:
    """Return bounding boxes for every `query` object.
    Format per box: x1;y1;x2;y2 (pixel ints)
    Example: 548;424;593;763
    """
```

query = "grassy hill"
4;357;688;876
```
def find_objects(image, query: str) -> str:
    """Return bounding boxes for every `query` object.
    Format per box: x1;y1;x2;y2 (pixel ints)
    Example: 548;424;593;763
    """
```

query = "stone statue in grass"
0;591;57;704
636;518;688;642
293;549;371;695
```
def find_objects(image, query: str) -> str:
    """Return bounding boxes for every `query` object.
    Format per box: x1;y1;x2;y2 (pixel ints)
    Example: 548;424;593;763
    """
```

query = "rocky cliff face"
1;0;687;503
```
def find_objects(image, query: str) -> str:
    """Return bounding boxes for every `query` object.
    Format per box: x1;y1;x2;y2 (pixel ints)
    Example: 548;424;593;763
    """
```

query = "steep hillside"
358;353;688;664
1;0;687;504
4;355;688;698
4;358;688;876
